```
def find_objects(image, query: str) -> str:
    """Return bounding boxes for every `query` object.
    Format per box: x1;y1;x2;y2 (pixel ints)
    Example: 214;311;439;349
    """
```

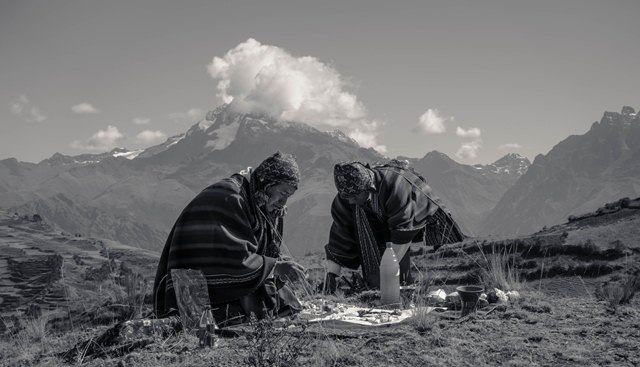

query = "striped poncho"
325;162;465;287
153;172;299;322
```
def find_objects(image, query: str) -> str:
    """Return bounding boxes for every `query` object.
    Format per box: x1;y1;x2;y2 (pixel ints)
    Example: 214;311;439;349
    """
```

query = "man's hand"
273;260;307;282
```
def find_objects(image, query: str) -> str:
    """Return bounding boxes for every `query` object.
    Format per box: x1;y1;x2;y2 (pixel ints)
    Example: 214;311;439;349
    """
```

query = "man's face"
265;183;297;214
341;191;369;206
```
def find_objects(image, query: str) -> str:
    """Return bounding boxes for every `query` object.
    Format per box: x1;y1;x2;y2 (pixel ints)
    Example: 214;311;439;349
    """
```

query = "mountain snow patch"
205;120;241;151
166;135;185;148
113;149;144;160
197;119;214;131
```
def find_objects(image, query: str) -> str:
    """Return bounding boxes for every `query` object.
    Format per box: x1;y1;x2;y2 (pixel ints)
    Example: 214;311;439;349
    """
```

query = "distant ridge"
482;106;640;236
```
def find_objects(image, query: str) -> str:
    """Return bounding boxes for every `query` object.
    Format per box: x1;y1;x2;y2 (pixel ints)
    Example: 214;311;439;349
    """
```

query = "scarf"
355;203;383;288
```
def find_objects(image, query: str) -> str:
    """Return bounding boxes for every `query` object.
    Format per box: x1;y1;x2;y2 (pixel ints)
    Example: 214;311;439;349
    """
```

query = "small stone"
427;289;447;302
494;289;508;303
506;291;520;301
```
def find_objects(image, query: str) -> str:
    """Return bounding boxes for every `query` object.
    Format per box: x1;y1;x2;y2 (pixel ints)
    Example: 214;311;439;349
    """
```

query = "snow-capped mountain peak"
473;153;531;177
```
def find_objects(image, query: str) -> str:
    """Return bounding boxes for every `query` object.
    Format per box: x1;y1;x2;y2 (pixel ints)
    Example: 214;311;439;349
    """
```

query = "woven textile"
354;205;382;287
334;162;375;196
253;151;300;190
325;160;466;288
152;172;299;321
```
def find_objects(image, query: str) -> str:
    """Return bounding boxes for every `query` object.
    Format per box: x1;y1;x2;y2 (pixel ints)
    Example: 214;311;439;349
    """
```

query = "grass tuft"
598;275;640;309
478;243;522;292
240;314;312;367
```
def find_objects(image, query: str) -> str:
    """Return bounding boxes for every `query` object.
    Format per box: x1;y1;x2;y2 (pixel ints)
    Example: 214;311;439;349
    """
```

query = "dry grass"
238;314;312;367
598;275;640;309
311;339;360;366
406;268;439;333
3;314;50;364
478;243;522;292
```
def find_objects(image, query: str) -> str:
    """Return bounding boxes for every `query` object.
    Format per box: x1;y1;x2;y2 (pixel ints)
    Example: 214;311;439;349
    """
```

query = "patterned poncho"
153;172;294;320
325;161;465;287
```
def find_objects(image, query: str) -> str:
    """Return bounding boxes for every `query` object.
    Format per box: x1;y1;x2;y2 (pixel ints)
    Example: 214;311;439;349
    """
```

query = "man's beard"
269;205;287;218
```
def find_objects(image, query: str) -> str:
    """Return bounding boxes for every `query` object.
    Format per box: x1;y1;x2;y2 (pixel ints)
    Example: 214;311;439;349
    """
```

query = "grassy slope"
2;200;640;366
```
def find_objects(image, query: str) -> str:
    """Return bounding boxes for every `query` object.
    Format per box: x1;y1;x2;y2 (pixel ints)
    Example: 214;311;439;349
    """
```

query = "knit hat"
333;162;375;196
253;151;300;190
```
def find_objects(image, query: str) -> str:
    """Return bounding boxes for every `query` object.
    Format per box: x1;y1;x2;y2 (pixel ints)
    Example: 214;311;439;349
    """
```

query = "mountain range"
2;104;637;254
482;106;640;236
0;104;530;255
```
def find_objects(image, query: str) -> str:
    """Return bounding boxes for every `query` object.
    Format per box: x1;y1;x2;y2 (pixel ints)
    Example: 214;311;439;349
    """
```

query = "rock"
506;290;521;301
621;106;635;115
487;288;508;303
427;289;447;303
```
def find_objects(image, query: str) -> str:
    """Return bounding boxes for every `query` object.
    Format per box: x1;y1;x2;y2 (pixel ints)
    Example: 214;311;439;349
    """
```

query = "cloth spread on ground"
153;172;301;323
325;160;465;287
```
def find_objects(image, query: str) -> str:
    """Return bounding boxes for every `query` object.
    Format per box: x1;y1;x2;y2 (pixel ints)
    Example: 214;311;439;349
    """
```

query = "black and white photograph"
1;1;639;366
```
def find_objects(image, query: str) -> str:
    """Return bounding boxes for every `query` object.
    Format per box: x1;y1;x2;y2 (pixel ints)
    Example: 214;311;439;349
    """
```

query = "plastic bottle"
380;242;400;308
198;305;217;348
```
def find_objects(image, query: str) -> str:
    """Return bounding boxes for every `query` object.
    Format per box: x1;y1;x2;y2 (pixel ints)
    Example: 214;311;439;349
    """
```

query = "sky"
1;0;639;164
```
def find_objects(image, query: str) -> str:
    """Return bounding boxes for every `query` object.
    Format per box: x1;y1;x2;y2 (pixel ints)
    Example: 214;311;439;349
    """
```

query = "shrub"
241;314;312;367
597;275;640;309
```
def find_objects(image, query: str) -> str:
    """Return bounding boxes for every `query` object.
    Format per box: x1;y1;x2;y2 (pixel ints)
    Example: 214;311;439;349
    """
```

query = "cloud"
10;94;47;123
456;126;481;138
70;125;124;151
169;108;204;122
417;109;448;134
71;103;100;114
135;130;167;145
498;143;522;150
456;139;482;160
206;38;384;151
132;117;150;125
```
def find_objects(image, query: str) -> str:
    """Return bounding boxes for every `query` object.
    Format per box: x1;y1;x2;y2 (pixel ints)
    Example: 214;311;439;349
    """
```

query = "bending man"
324;159;465;293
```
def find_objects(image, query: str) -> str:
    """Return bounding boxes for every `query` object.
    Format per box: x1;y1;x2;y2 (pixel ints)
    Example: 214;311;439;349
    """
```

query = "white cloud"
456;139;482;160
349;126;387;153
70;125;124;151
10;94;47;123
132;117;150;125
135;130;167;145
417;109;447;134
169;108;204;122
206;38;384;151
456;126;481;138
498;143;522;150
71;103;100;114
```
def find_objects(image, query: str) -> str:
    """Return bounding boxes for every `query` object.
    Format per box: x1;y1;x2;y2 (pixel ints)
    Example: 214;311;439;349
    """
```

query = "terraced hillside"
413;197;640;297
0;211;159;334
